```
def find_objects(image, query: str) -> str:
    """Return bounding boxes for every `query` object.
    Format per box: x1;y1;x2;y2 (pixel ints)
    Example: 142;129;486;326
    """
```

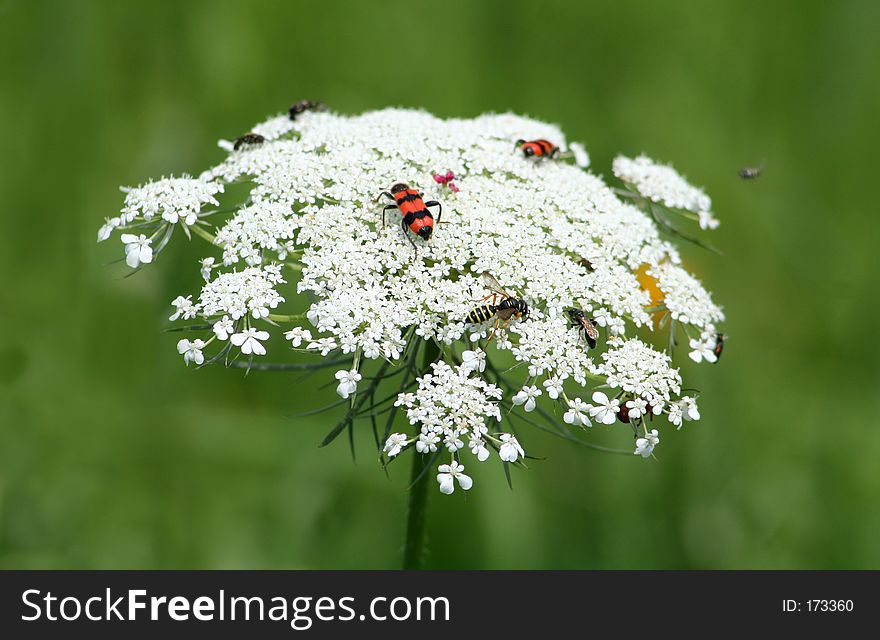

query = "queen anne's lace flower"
169;295;196;321
498;434;525;463
121;176;223;224
596;339;681;412
649;263;724;330
197;265;285;321
563;397;591;427
99;106;727;494
613;155;718;229
668;403;684;428
284;327;311;347
688;332;719;363
569;142;590;169
200;257;215;281
334;369;362;399
231;328;270;356
213;316;234;341
416;432;441;454
215;202;299;266
635;429;660;458
436;461;473;495
679;396;700;421
398;362;502;442
586;391;620;425
543;375;566;400
626;398;648;420
512;385;542;412
177;339;205;366
461;349;487;373
120;234;153;269
469;436;490;462
383;433;409;458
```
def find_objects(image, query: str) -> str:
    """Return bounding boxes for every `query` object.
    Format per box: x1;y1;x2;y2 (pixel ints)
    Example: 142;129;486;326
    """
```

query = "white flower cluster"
98;176;224;242
387;360;529;493
613;155;719;230
214;202;300;266
100;106;728;489
196;264;286;321
594;338;681;412
648;262;724;330
121;176;224;224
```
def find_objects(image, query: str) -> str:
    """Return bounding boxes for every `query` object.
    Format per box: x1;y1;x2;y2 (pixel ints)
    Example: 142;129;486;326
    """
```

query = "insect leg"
401;217;418;253
424;200;442;223
487;314;512;345
381;204;397;225
485;318;501;345
376;191;394;203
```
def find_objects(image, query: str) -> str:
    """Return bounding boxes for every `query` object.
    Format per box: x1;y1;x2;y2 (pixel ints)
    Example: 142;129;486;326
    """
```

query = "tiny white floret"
230;327;270;356
334;369;362;399
512;385;542;412
436;461;473;495
177;338;205;366
634;429;660;458
498;433;525;463
120;233;153;269
383;433;409;458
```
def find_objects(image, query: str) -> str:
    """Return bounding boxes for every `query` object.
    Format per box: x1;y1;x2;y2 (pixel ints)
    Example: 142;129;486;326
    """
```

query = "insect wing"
578;258;595;272
584;319;599;349
738;160;765;180
481;271;509;298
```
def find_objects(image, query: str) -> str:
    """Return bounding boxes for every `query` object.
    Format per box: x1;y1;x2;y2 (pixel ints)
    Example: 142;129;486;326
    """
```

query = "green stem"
267;312;307;323
402;339;440;569
190;224;216;244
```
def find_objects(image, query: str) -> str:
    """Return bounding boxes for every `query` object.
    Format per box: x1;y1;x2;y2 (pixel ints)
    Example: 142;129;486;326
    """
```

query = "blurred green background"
1;0;878;569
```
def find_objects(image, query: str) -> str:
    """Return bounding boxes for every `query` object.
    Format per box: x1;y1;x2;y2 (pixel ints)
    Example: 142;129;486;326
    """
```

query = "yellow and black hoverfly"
465;272;530;341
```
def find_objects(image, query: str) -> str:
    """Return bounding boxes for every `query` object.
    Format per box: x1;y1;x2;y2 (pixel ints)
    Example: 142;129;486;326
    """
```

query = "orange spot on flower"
636;264;665;318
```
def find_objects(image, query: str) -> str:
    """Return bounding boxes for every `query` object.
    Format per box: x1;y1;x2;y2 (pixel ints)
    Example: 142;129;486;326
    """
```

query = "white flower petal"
230;333;247;347
437;474;455;495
